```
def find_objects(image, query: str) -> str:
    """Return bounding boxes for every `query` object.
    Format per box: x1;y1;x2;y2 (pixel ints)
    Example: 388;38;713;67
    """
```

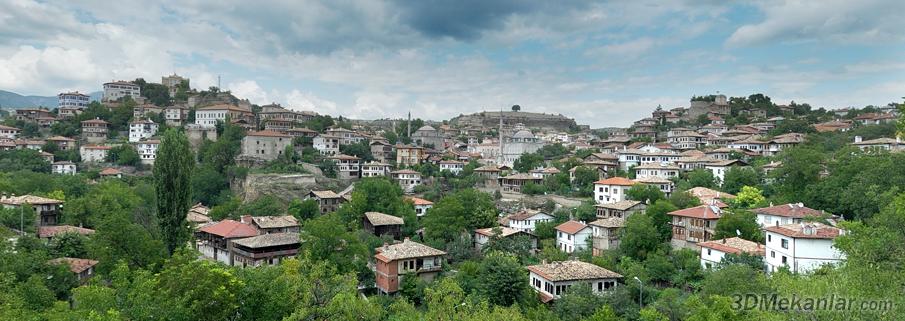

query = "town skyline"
2;0;903;127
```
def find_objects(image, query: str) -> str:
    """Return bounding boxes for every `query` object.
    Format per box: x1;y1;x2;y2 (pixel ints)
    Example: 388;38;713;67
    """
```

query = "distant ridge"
0;90;102;109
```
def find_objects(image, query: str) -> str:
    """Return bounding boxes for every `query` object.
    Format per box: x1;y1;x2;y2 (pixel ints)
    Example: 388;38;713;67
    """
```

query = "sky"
0;0;903;127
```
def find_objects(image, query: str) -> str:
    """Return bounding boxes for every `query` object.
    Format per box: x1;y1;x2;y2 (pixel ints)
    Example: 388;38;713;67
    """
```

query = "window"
770;251;775;258
707;249;711;255
781;239;789;249
781;256;787;265
767;234;771;242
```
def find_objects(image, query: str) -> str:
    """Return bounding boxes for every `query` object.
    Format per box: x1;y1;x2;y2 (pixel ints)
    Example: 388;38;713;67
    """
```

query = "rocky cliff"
233;173;350;203
449;111;578;132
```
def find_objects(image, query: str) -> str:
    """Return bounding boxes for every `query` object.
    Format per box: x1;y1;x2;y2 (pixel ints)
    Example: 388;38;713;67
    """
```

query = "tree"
511;105;521;112
106;144;141;166
626;184;665;204
0;149;50;173
645;200;678;241
191;164;229;206
620;213;662;260
339;140;373;162
422;189;497;246
554;283;608;320
298;213;368;277
153;129;195;253
572;166;599;196
477;252;528;306
288;198;320;221
522;182;546;195
713;209;763;242
87;215;167;274
685;169;718;189
48;232;88;258
721;167;759;195
732;186;766;209
513;153;544;173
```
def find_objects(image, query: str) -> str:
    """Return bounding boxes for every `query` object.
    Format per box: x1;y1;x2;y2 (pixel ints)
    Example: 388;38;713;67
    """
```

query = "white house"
593;177;636;204
407;197;433;217
555;220;592;253
129;119;159;143
752;203;823;228
79;145;111;163
313;135;341;155
698;237;765;269
633;162;680;180
51;161;77;175
361;162;391;178
102;81;140;102
391;169;421;193
58;92;90;109
704;159;747;184
438;160;465;175
764;223;845;273
135;140;160;165
505;209;554;233
527;260;622;303
473;227;537;251
0;125;20;139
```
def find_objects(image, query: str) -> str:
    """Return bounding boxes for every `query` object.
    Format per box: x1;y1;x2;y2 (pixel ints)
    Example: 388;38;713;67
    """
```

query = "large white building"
313;135;341;156
194;104;254;128
698;237;765;269
135;140;160;165
79;145;111;163
51;161;77;175
102;81;140;102
129;119;159;143
555;220;592;253
593;177;636;204
764;223;844;273
527;260;621;303
752;203;823;228
58;92;90;109
240;130;292;162
391;169;422;194
0;125;20;139
504;209;554;233
500;129;544;167
438;160;465;175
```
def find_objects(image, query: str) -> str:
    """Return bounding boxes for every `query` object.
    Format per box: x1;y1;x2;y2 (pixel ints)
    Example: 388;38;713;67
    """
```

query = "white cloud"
727;0;905;46
227;80;271;105
285;90;338;115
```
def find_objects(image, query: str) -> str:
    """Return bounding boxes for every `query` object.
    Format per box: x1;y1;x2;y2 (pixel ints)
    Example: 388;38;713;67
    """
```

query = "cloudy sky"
1;0;903;126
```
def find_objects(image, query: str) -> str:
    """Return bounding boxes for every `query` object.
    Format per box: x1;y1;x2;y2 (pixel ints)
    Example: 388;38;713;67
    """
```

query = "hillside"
0;90;102;109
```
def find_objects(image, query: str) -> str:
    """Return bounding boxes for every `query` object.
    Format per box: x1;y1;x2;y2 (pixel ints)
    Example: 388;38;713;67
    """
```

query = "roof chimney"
240;215;252;224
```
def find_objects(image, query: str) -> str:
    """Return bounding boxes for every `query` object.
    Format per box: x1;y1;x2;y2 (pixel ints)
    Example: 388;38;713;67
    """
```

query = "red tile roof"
764;223;841;239
407;197;433;206
699;237;765;256
37;225;95;238
48;257;99;273
752;203;822;219
199;220;258;238
246;130;291;138
555;220;589;234
593;177;636;186
668;205;722;219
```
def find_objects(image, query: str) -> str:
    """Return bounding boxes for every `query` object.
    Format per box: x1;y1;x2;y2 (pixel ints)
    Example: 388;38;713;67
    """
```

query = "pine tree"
154;129;194;253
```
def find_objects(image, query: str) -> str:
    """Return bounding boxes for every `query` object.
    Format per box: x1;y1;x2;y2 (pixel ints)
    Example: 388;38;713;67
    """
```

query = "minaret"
407;111;411;138
498;107;504;164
